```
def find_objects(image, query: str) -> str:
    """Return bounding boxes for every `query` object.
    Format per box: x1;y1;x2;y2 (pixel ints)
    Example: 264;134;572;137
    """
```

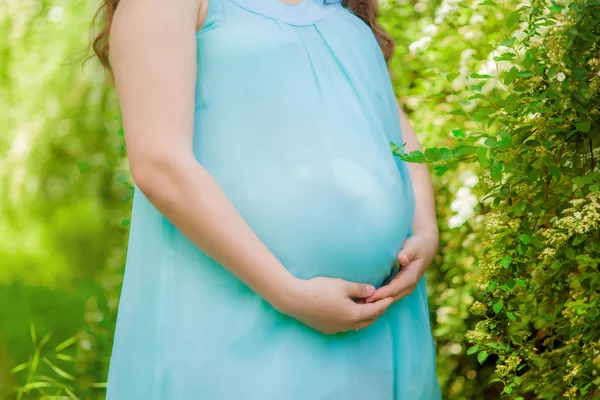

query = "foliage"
389;0;600;398
0;0;127;398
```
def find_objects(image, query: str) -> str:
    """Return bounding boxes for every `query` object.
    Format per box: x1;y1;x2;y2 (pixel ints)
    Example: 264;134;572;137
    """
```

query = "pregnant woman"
94;0;441;398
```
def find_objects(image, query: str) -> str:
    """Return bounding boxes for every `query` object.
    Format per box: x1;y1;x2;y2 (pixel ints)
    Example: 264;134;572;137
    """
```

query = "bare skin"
109;0;395;335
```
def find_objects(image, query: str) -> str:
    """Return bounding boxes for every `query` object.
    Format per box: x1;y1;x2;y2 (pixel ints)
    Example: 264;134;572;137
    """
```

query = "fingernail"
365;285;375;295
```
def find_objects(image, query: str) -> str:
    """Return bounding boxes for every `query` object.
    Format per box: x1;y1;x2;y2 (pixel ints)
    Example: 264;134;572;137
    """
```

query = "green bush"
390;0;600;397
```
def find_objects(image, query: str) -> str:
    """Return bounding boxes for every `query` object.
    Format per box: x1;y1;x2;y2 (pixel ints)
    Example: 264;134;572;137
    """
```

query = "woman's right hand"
274;277;395;334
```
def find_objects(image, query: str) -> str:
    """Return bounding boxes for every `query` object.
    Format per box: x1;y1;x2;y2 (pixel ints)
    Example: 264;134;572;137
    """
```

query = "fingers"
345;282;376;299
351;317;377;332
397;250;413;266
354;297;394;322
365;271;420;303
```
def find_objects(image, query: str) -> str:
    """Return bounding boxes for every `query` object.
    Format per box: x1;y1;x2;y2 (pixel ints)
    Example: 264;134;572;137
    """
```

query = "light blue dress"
106;0;441;398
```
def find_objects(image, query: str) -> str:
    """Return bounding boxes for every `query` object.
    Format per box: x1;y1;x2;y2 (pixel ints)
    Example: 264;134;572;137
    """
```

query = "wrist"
413;226;440;247
262;272;305;315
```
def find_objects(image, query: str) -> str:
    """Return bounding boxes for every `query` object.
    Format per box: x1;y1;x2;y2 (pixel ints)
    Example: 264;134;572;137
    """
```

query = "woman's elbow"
129;152;184;200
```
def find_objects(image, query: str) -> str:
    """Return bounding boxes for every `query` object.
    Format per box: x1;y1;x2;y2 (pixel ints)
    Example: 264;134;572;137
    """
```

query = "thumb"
345;282;376;299
397;249;415;266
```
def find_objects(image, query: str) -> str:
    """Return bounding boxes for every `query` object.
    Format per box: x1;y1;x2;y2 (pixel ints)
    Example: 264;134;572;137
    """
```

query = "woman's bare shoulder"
196;0;210;34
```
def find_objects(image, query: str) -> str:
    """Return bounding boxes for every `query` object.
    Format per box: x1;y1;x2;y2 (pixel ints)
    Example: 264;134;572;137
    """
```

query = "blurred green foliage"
1;0;598;399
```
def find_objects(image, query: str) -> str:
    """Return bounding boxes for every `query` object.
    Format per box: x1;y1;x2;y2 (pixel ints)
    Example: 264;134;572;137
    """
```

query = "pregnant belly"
217;154;415;288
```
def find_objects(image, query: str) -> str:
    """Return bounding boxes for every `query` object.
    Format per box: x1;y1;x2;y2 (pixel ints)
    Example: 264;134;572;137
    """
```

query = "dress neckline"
228;0;344;27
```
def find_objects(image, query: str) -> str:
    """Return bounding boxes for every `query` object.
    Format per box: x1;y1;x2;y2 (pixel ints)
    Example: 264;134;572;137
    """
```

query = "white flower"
448;187;478;228
478;59;497;77
556;72;566;82
80;339;92;351
409;37;432;55
48;6;64;23
459;170;479;188
463;29;479;40
423;24;438;36
470;14;485;24
530;36;543;47
434;0;461;24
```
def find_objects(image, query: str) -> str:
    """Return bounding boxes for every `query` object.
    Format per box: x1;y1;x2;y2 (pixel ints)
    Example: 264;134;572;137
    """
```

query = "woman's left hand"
364;231;439;304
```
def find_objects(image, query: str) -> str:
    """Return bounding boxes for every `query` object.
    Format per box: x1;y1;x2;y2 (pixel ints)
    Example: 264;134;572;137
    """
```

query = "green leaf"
518;70;535;78
494;53;515;61
478;350;489;364
470;73;492;79
549;3;564;12
514;376;522;385
474;107;496;120
405;150;426;163
549;166;561;177
515;201;526;213
55;336;78;353
576;120;591;132
451;129;466;138
9;362;28;374
499;39;515;47
467;345;480;355
531;237;545;249
515;278;527;287
523;51;534;69
446;72;460;82
42;357;76;381
77;162;92;173
572;235;586;246
518;234;530;244
491;162;503;182
501;256;512;268
493;299;504;314
506;11;520;27
424;148;442;162
504;67;519;85
507;312;517;321
477;147;489;168
581;383;592;395
478;0;498;5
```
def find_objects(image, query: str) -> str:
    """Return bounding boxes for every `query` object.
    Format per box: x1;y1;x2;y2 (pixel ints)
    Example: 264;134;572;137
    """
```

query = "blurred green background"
1;0;599;399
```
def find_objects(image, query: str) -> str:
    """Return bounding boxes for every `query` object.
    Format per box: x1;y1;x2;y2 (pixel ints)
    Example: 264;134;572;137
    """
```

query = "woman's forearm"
397;105;439;242
133;151;300;311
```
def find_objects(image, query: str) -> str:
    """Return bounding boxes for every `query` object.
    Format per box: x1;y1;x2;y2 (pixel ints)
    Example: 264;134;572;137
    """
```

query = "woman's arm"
397;106;439;242
366;103;439;303
109;0;393;333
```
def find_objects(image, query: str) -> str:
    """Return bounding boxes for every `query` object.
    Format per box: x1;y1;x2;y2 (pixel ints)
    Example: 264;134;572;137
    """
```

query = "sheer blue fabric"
106;0;441;398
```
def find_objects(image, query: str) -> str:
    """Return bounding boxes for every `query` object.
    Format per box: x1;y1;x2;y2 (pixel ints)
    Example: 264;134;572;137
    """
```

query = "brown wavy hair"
90;0;394;80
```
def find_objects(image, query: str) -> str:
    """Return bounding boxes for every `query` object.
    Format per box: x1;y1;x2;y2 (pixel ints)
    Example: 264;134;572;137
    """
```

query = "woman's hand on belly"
276;277;395;334
364;232;439;304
